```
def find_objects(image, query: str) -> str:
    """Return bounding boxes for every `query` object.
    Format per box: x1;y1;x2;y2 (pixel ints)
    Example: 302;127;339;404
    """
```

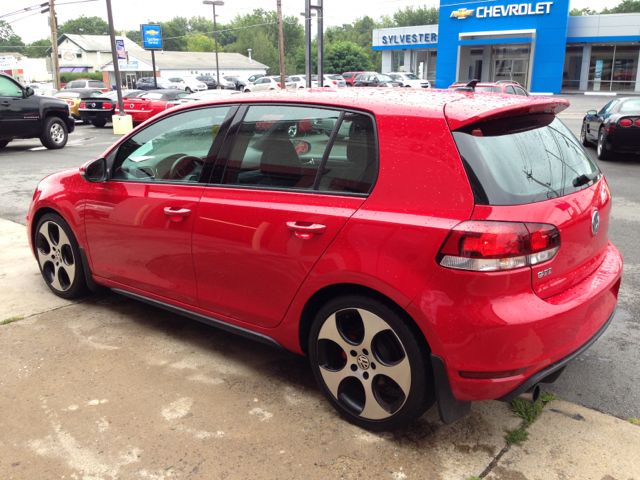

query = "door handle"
1;101;9;106
164;207;191;222
286;222;326;240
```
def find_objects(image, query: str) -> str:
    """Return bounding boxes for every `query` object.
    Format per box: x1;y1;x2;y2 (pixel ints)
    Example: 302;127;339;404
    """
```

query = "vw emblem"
592;210;600;236
356;355;370;370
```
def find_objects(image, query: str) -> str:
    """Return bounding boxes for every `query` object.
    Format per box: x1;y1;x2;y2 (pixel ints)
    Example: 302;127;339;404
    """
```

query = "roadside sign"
141;24;163;50
116;39;126;60
0;55;16;70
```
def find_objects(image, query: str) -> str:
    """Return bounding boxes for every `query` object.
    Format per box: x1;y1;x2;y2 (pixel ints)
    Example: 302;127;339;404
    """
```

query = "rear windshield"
475;86;502;93
619;99;640;112
452;114;600;205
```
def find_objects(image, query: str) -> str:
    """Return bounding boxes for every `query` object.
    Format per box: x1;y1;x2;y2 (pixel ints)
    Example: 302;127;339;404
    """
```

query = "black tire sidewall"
597;127;611;160
34;213;87;299
308;295;435;431
40;117;68;149
581;122;591;146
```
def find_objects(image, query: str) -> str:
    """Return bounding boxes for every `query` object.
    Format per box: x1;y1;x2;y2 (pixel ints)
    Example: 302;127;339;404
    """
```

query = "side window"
0;76;23;97
221;106;377;194
515;87;528;96
316;113;377;194
505;86;516;95
112;106;231;183
598;101;617;115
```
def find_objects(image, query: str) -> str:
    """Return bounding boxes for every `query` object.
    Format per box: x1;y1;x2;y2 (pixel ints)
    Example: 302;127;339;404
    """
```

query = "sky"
6;0;623;44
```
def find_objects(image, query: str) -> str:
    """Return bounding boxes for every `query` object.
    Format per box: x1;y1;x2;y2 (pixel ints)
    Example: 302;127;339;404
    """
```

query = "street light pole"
105;0;124;117
203;0;224;88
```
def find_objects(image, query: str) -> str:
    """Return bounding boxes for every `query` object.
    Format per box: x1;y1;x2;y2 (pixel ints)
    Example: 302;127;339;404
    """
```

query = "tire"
186;87;192;93
34;213;87;299
597;127;612;160
308;295;435;431
40;117;68;149
244;89;251;93
580;121;592;147
0;140;10;149
91;119;107;128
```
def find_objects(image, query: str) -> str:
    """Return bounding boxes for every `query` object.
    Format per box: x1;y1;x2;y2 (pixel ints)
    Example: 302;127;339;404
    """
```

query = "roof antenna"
453;79;478;92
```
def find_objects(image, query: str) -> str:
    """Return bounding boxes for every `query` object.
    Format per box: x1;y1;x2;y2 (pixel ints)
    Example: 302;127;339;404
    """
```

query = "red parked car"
449;80;530;96
342;71;374;87
114;89;189;124
27;89;622;431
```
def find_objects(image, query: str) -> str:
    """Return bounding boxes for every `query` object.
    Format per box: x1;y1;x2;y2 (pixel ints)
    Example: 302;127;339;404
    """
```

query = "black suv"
0;73;75;149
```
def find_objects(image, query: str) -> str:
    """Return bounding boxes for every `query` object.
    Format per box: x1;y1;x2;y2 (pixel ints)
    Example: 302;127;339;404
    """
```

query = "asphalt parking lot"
0;94;639;478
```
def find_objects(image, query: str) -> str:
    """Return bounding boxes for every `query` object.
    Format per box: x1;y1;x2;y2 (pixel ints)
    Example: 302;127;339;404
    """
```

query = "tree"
125;30;142;46
0;20;25;53
325;41;374;74
187;34;219;52
225;27;279;73
570;7;597;15
24;38;52;58
601;0;640;14
149;17;189;51
393;5;439;27
58;16;109;36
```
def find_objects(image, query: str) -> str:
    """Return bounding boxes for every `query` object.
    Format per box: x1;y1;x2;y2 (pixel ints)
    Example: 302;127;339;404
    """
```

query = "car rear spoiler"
444;96;569;131
451;80;479;92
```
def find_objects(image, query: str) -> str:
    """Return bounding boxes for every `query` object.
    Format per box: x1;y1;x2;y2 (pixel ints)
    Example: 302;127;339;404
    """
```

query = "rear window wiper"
572;172;599;187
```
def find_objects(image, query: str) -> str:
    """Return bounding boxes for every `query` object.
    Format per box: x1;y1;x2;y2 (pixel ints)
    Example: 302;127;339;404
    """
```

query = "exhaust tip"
516;384;541;403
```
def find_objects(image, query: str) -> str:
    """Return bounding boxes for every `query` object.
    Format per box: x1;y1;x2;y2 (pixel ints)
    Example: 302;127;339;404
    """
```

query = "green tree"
187;34;219;52
58;15;109;36
325;41;374;74
24;38;51;58
393;5;439;26
148;17;189;51
601;0;640;13
0;20;25;53
125;30;142;46
570;7;597;15
225;27;279;73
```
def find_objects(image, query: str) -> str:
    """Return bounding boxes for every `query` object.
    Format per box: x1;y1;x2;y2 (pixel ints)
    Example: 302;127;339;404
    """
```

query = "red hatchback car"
27;89;622;431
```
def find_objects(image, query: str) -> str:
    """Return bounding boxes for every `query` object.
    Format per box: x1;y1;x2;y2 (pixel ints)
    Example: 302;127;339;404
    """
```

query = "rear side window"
89;81;106;88
475;86;502;93
221;105;377;194
452;114;600;205
619;100;640;112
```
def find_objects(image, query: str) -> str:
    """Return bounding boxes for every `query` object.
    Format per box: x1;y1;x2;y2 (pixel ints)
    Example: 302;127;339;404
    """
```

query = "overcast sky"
7;0;622;44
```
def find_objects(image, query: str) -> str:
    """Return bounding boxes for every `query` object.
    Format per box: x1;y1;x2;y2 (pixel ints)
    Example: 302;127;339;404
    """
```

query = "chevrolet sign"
451;8;475;19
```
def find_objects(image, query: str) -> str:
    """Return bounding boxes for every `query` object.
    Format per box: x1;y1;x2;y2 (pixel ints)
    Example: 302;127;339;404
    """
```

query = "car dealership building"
372;0;640;94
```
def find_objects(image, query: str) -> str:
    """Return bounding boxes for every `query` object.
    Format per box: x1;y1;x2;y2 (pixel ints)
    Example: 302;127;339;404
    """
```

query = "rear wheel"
91;119;107;128
597;127;612;160
0;140;10;149
309;295;435;431
34;213;87;299
186;87;193;93
244;89;251;93
40;117;68;149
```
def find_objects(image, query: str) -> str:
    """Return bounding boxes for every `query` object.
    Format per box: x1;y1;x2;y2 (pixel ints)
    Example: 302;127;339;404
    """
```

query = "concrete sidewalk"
1;217;639;480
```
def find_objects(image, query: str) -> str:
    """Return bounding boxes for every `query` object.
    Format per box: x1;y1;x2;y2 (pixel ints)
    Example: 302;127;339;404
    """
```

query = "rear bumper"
79;110;112;121
410;241;623;403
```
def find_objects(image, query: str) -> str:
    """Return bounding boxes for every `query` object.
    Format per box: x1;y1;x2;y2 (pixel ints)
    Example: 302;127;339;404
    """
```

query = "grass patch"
540;392;559;403
629;418;640;426
1;316;24;325
505;427;529;445
466;477;482;480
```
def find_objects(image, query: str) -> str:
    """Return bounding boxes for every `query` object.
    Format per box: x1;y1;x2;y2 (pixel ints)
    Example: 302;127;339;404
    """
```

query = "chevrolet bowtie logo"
451;8;475;19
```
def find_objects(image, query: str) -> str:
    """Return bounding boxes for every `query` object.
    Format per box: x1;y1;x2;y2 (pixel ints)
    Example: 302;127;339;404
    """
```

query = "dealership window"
562;46;582;91
414;49;436;82
588;44;639;92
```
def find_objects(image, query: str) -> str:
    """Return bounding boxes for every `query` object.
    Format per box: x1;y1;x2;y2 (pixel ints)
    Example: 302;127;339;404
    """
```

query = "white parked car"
165;89;241;109
168;76;209;93
27;82;54;95
244;76;296;92
387;72;431;89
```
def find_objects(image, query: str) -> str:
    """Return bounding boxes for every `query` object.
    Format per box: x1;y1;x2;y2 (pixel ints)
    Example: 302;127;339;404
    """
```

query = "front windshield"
377;75;394;82
404;74;419;80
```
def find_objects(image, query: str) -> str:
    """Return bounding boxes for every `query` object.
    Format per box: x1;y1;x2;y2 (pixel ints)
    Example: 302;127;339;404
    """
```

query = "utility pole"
48;0;60;90
316;0;323;88
105;0;124;117
277;0;286;89
304;1;312;87
203;0;224;87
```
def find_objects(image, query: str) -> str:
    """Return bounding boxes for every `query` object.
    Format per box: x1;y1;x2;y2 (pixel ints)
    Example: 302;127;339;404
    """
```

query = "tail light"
103;103;112;109
635;119;640;126
619;118;633;127
79;102;86;108
332;80;337;85
66;100;74;107
101;88;108;92
607;124;616;134
277;83;281;87
437;221;560;272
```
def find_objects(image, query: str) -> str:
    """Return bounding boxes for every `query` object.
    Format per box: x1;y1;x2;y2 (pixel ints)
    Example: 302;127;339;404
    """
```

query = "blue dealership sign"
141;24;163;50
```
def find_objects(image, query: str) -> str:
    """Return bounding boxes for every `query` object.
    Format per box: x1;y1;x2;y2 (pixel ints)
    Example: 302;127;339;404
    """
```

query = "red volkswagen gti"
27;89;623;431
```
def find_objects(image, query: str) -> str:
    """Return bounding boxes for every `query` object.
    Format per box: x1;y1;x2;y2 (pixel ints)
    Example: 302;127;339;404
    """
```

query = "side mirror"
80;158;107;183
587;110;597;115
25;87;35;97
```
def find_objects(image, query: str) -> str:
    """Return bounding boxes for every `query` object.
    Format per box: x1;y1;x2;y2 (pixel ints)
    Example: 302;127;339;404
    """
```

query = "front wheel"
309;296;435;431
40;117;68;149
597;127;612;160
186;87;192;93
34;213;87;299
244;89;251;93
580;121;592;147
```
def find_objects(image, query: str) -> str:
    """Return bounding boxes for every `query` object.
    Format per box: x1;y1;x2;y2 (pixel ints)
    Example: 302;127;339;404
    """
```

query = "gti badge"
538;268;552;279
592;210;600;236
451;8;475;19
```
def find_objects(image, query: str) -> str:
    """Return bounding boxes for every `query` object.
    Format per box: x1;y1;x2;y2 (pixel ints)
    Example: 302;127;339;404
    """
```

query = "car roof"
161;88;568;130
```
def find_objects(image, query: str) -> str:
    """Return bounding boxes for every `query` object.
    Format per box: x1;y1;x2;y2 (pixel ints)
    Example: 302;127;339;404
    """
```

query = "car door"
192;104;378;328
84;105;234;306
0;75;41;136
589;100;618;139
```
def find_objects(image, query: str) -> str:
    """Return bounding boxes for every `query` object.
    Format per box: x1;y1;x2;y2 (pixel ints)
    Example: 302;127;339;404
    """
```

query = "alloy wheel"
316;308;411;420
50;123;65;144
36;221;76;292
